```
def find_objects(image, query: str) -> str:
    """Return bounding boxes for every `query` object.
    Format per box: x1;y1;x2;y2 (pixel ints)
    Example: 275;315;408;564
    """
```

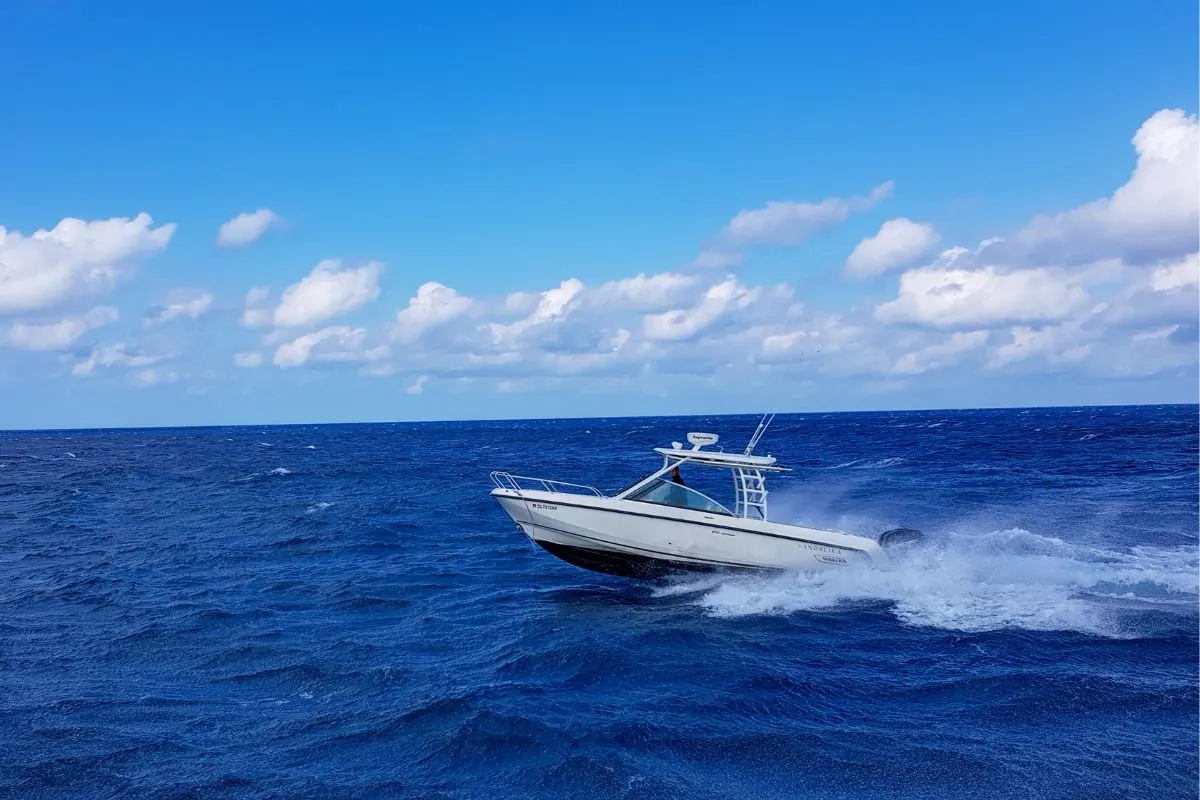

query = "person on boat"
662;464;690;508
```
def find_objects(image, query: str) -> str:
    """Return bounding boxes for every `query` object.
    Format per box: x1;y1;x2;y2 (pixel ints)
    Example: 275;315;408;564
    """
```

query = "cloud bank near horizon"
1;109;1196;410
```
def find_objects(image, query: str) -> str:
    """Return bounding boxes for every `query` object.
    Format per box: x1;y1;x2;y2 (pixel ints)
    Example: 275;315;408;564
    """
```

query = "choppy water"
2;405;1196;799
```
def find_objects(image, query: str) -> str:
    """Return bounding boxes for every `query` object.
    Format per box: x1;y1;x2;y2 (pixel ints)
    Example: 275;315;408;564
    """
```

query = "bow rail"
490;471;604;497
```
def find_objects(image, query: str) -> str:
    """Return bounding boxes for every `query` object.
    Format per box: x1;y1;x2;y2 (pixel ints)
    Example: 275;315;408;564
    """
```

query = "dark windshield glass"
627;478;732;515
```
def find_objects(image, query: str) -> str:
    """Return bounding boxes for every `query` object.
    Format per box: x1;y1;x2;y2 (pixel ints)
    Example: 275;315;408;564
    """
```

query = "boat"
489;414;924;579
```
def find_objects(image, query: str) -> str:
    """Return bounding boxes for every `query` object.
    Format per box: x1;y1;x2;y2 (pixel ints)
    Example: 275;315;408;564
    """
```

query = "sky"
1;0;1197;429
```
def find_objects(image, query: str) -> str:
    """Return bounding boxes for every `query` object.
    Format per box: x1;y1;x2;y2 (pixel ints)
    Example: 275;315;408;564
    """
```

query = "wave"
830;457;906;469
653;528;1198;638
269;467;292;476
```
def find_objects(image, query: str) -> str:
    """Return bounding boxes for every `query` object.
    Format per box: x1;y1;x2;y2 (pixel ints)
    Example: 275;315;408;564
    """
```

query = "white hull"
491;488;890;578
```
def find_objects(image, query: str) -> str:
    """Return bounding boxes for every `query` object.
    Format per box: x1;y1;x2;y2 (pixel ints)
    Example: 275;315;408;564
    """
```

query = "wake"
654;527;1198;638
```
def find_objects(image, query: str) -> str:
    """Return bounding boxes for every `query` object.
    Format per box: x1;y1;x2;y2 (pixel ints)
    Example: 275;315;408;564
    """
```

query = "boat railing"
490;471;605;497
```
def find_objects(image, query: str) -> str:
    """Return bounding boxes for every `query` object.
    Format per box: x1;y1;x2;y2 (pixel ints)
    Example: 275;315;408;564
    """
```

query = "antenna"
744;412;775;455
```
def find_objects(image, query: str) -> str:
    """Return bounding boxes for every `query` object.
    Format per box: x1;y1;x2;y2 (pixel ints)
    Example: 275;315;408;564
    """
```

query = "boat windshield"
627;478;732;516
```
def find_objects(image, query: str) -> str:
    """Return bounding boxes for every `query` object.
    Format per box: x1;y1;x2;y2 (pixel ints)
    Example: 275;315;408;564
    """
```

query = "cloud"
891;330;989;374
1151;252;1199;291
0;213;175;314
72;342;168;376
1091;253;1199;330
1000;109;1199;266
390;282;473;343
988;322;1091;369
685;249;745;271
131;368;183;388
541;328;634;375
756;313;893;376
17;108;1193;399
143;290;214;326
489;278;584;345
272;260;383;328
981;254;1198;374
8;306;119;351
874;264;1089;329
591;272;699;311
241;286;273;327
216;209;284;248
845;218;940;278
273;325;389;368
241;253;1194;390
643;277;763;342
719;181;893;248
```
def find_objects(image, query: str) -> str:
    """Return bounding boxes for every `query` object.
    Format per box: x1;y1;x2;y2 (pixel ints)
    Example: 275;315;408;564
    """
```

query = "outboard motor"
877;526;927;551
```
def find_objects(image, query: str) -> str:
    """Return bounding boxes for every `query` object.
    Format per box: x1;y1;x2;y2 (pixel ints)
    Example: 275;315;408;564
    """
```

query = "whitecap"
829;457;906;470
269;467;293;476
862;457;905;468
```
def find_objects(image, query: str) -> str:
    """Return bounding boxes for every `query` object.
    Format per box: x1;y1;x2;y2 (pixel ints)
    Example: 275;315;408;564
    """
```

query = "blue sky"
1;0;1197;428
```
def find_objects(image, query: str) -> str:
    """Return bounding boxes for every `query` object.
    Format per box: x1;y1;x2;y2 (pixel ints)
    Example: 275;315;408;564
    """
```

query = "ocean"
1;405;1196;799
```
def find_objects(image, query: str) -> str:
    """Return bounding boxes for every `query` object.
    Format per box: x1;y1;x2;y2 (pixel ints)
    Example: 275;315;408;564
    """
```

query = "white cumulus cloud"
643;277;762;341
216;209;284;248
891;330;989;375
591;272;699;311
272;260;383;328
875;265;1088;329
0;213;175;314
489;279;584;345
1007;108;1199;266
8;306;119;351
240;286;273;327
144;290;214;326
988;322;1091;369
273;325;389;368
845;218;940;278
720;181;893;247
390;282;473;343
72;342;168;376
1150;252;1199;292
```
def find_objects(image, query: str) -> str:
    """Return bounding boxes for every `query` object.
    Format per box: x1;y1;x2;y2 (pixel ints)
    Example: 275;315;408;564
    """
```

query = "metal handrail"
489;471;604;497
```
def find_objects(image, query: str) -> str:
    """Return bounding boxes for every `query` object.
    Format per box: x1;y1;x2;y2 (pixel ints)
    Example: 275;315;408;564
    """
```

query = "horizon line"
2;400;1195;435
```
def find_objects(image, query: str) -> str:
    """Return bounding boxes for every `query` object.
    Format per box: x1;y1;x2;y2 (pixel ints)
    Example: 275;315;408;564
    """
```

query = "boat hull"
534;539;739;579
491;488;888;579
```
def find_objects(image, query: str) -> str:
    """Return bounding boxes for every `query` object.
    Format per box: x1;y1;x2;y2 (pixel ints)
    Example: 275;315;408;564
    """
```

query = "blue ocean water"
1;405;1196;799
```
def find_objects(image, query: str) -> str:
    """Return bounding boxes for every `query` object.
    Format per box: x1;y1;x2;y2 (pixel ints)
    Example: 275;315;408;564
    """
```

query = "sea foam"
655;528;1197;638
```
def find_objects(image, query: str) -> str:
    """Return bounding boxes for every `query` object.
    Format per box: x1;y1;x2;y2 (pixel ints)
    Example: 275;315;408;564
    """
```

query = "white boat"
489;415;923;579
